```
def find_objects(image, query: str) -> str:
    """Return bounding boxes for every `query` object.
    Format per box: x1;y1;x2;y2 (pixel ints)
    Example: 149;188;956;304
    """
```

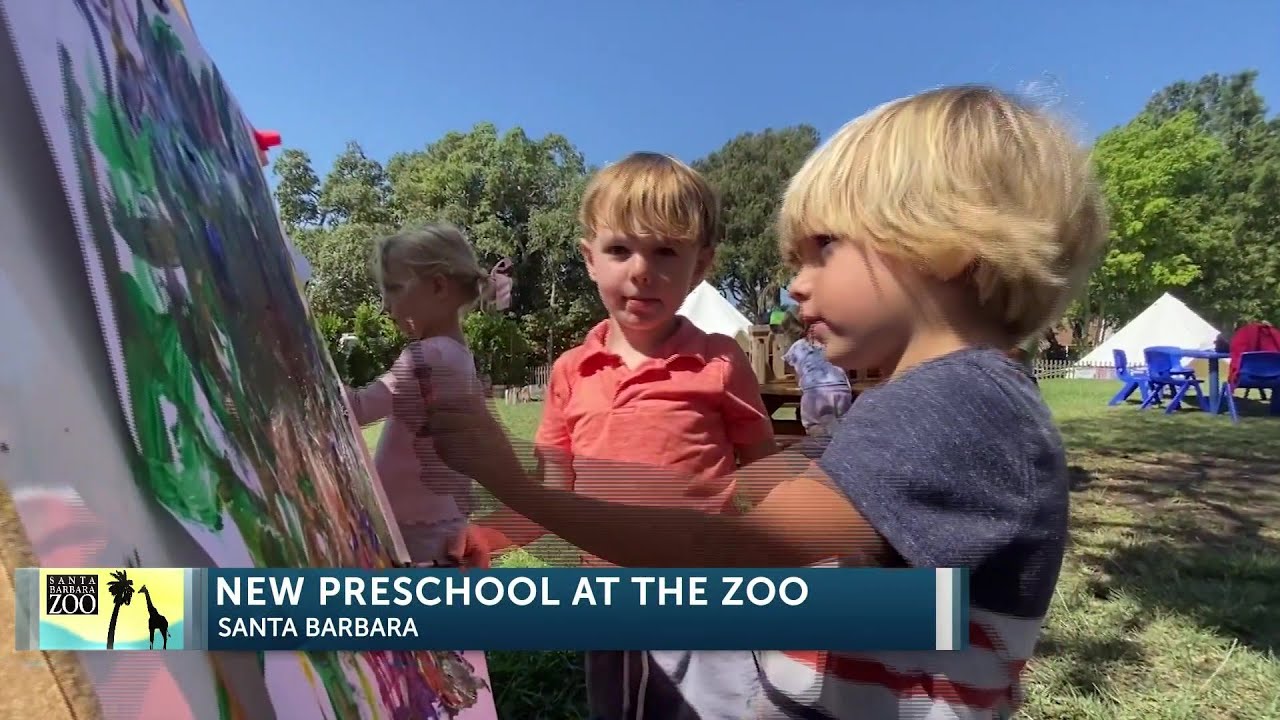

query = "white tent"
677;281;753;347
1076;292;1219;369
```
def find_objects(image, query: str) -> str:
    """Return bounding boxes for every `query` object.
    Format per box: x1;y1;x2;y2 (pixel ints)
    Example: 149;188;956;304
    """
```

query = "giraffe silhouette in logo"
137;585;170;649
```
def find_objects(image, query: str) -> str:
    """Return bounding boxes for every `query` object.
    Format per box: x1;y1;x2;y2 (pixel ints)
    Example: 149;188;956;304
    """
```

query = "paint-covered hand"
445;524;501;569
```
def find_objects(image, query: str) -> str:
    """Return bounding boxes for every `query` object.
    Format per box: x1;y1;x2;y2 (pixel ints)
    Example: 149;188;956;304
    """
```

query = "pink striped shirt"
345;336;483;564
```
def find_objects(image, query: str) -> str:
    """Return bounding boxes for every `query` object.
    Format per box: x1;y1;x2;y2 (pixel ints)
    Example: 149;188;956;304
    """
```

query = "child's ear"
431;274;449;295
579;239;597;281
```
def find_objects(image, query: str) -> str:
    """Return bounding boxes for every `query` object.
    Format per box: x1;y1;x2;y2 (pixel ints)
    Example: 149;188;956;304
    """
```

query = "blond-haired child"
547;151;776;490
439;85;1108;718
484;152;776;719
343;223;493;566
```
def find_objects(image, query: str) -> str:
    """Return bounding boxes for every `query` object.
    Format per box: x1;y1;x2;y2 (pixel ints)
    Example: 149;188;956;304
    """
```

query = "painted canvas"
0;0;496;717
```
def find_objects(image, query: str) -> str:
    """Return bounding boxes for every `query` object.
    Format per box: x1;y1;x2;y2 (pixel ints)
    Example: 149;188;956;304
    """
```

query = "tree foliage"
272;148;321;227
291;222;388;319
1140;71;1280;328
316;303;407;387
695;126;821;322
276;71;1280;379
1086;111;1221;330
1061;70;1278;345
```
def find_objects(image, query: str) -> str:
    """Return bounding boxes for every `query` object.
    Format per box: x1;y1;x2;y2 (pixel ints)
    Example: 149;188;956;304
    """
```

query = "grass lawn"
362;380;1280;719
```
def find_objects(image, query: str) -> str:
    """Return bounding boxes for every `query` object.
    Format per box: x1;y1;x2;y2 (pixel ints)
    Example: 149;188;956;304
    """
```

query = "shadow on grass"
1035;633;1147;699
1055;405;1280;660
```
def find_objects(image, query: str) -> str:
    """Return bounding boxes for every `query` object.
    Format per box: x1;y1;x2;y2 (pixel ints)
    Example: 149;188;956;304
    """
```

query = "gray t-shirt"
589;347;1068;719
818;347;1068;616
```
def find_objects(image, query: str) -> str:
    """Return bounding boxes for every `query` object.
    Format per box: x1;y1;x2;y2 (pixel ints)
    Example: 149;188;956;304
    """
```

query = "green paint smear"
121;263;223;528
59;7;483;717
215;674;233;720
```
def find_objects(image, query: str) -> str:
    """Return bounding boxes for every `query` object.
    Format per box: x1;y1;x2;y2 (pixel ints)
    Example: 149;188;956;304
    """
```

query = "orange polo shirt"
535;318;773;565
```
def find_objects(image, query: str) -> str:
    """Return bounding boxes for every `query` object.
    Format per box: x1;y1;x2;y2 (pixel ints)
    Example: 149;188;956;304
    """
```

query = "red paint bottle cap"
253;129;282;152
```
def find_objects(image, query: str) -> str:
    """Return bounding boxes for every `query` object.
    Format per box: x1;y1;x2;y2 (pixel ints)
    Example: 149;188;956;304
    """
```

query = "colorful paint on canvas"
0;0;495;716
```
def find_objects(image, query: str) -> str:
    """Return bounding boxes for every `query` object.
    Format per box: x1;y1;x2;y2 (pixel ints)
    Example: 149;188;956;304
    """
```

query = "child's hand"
444;524;506;569
471;526;515;557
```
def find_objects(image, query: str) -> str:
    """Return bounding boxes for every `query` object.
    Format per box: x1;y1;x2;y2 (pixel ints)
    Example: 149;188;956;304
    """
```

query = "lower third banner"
14;567;968;652
201;567;966;652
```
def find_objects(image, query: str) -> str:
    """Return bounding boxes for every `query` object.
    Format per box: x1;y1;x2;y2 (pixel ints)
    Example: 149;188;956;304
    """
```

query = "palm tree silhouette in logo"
105;570;134;649
138;586;171;649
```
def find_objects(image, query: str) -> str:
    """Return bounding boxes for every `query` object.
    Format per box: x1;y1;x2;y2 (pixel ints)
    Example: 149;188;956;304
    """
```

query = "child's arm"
342;346;421;426
434;350;1038;573
435;406;892;568
473;358;575;551
717;338;777;467
343;382;391;427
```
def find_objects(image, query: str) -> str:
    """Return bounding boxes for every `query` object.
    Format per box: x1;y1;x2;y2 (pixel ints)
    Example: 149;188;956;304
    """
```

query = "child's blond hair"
373;223;488;309
778;85;1108;343
580;152;722;248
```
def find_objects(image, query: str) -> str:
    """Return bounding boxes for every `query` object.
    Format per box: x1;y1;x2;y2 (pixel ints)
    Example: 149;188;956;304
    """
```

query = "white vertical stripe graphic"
935;568;954;650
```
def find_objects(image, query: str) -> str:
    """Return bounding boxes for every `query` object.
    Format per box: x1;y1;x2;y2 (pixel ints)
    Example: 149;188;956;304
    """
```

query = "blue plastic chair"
1140;347;1205;414
1144;346;1195;376
1223;351;1280;423
1108;349;1151;406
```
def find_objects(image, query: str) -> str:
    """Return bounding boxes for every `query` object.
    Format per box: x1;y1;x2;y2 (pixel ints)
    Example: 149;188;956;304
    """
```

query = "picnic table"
759;381;805;437
760;376;884;439
1176;348;1230;414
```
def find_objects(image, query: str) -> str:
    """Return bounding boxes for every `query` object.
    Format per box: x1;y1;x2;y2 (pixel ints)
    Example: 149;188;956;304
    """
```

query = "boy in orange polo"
486;152;775;719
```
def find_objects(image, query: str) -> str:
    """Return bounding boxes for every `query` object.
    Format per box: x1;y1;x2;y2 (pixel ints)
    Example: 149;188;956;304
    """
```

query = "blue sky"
188;0;1279;177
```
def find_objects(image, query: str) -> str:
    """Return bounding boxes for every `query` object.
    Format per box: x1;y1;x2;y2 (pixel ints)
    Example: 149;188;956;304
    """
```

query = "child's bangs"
777;115;884;265
778;95;989;275
585;179;708;245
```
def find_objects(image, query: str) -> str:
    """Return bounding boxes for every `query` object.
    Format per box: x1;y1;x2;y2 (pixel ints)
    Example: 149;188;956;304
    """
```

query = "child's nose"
787;271;810;302
629;254;651;285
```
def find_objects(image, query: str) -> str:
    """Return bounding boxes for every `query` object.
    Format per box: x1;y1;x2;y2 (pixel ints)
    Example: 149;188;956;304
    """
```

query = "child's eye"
656;247;679;257
811;235;839;261
784;247;801;268
605;245;629;256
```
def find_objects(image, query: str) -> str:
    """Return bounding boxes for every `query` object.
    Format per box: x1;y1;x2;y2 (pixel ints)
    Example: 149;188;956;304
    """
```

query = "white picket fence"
495;363;553;404
1033;359;1120;381
532;363;551;387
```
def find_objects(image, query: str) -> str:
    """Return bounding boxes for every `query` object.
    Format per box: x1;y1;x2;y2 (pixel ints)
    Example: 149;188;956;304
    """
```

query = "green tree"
387;123;601;358
1144;71;1280;328
695;126;821;321
526;172;602;360
272;148;322;229
105;569;134;650
1085;111;1222;338
291;223;388;319
1146;71;1268;155
318;141;396;228
464;311;533;386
